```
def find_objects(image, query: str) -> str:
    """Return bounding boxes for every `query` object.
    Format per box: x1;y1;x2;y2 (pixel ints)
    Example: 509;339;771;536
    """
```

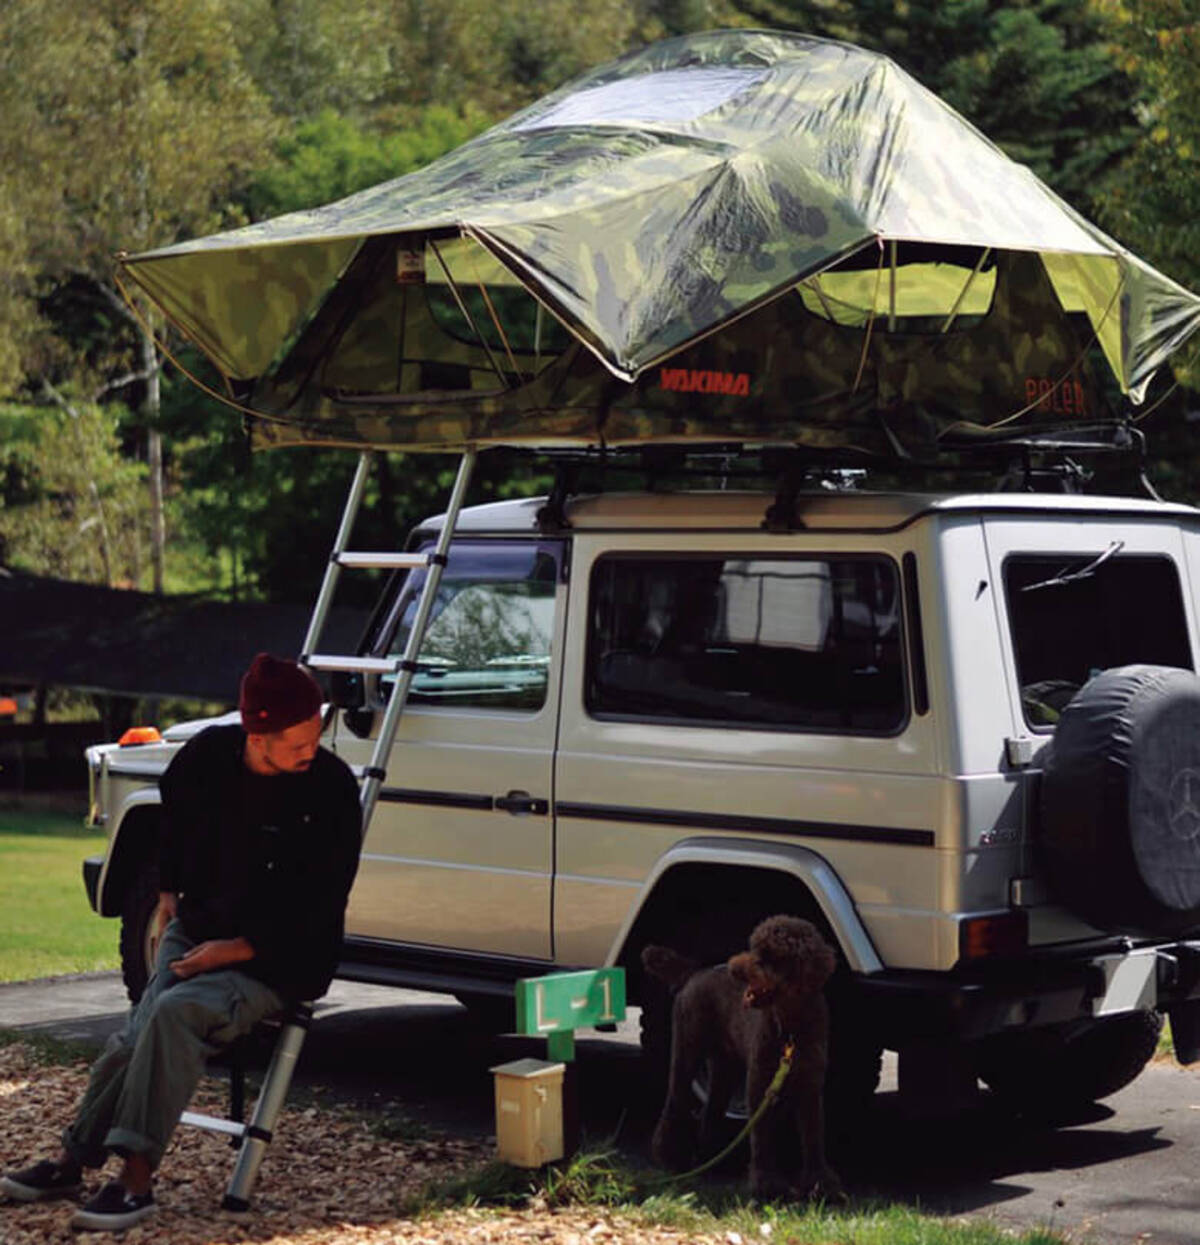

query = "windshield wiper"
1021;540;1125;592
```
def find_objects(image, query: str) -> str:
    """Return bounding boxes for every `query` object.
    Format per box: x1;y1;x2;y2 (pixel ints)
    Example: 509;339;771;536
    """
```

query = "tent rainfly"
118;29;1200;458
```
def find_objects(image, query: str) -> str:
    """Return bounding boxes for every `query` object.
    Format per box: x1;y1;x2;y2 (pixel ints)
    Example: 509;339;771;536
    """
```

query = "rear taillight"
959;910;1029;961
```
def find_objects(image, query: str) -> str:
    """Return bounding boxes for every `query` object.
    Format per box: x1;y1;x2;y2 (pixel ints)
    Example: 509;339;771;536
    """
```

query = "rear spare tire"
1040;664;1200;936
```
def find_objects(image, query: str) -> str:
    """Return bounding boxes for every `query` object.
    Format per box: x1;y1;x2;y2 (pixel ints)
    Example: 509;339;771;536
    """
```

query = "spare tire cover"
1039;664;1200;936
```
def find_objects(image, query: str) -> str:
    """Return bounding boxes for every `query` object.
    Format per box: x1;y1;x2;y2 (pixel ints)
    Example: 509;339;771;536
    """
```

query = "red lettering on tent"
659;368;752;397
1024;376;1088;417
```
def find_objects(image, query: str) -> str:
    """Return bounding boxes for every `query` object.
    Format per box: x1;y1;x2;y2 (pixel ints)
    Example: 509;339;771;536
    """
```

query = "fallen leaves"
0;1043;722;1245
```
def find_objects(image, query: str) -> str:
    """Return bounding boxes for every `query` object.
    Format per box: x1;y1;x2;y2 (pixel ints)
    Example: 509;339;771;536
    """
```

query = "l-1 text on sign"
515;968;626;1038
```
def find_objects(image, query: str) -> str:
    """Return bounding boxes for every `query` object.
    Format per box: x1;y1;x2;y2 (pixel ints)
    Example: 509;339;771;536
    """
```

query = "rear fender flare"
605;835;882;974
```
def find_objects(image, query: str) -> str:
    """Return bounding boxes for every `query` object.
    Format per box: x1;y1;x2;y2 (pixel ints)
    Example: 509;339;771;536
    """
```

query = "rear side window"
1004;552;1193;727
586;555;906;733
377;541;560;711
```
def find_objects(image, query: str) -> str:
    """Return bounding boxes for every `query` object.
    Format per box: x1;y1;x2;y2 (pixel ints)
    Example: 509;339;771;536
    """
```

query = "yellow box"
490;1058;566;1167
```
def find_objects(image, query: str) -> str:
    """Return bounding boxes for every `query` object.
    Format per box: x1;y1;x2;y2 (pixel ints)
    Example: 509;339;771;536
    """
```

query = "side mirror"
328;670;364;709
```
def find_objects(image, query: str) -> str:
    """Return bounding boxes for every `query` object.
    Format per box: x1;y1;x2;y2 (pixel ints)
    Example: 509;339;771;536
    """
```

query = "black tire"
1040;664;1200;936
976;1009;1163;1117
454;993;516;1034
119;860;161;1004
823;988;883;1129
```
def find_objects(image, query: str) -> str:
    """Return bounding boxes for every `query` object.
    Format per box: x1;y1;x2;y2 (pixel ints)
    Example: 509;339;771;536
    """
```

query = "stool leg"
229;1042;246;1146
221;1003;313;1211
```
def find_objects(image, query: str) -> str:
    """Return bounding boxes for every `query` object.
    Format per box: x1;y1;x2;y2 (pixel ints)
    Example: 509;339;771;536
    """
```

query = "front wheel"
119;861;161;1004
976;1010;1163;1118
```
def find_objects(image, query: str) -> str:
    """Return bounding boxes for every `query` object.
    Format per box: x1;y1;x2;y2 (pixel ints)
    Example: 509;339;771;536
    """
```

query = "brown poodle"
641;914;842;1201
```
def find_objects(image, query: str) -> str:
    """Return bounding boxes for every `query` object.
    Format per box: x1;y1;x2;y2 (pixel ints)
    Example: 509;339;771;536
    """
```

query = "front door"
335;538;565;960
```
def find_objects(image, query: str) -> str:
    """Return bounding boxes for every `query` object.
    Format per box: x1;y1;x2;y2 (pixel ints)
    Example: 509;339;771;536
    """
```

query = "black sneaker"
0;1158;83;1203
70;1181;156;1232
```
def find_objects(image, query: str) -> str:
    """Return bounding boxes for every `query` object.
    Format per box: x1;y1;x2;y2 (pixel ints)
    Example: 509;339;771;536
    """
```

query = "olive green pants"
62;920;284;1170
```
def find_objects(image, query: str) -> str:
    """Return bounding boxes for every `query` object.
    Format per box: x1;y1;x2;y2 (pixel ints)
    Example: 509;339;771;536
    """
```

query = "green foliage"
373;0;640;113
0;401;150;585
727;0;1138;219
1095;0;1200;386
0;0;1196;600
225;0;396;120
409;1144;1071;1244
247;108;489;219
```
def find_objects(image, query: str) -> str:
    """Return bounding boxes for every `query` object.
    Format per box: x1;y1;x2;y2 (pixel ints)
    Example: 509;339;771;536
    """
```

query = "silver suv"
82;484;1200;1118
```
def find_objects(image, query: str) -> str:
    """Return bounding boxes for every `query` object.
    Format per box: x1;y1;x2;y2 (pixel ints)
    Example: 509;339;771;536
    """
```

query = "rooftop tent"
118;29;1200;455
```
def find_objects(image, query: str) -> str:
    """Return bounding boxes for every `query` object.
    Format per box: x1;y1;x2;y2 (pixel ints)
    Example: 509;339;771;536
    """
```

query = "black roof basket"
527;420;1159;531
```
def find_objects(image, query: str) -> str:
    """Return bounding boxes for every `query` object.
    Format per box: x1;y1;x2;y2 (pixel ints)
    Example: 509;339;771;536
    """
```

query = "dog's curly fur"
642;914;842;1201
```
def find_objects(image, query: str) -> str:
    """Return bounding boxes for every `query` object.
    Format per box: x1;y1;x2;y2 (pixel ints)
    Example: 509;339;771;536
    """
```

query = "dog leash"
645;1038;796;1185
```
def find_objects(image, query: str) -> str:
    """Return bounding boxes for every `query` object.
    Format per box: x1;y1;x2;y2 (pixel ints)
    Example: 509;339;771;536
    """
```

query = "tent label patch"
1025;376;1086;415
659;368;750;396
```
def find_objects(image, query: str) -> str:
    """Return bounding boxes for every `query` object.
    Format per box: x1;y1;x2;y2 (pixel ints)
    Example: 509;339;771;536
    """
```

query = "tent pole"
429;240;512;388
799;278;838;322
942;248;991;334
888;240;897;331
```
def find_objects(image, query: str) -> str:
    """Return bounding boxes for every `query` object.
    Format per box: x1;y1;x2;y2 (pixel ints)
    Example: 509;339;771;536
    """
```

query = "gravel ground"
0;1043;727;1245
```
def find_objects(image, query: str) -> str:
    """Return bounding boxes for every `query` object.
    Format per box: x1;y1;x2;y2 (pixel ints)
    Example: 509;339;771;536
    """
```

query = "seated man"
1;653;361;1231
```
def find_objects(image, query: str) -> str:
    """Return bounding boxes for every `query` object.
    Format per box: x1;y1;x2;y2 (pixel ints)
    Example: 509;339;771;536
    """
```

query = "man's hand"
170;937;255;980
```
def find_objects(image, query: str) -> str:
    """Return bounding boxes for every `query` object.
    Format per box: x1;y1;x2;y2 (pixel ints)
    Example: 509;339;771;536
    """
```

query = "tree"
245;108;489;220
0;0;279;592
725;0;1139;220
0;401;149;585
1095;0;1200;385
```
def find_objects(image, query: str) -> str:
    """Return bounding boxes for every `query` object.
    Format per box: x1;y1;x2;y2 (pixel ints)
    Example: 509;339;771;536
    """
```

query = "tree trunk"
139;319;165;594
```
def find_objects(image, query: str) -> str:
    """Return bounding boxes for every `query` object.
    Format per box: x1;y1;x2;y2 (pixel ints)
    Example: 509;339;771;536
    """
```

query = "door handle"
494;790;549;816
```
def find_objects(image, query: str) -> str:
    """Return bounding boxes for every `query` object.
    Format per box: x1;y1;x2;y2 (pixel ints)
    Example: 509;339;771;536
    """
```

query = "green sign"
515;969;626;1061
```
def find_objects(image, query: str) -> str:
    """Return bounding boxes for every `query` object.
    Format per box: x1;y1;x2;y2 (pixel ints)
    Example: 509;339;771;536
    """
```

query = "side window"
586;555;906;733
377;541;560;711
1004;553;1193;728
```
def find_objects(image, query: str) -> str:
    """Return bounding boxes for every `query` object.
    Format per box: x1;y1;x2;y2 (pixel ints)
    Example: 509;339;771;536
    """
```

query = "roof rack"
527;421;1159;532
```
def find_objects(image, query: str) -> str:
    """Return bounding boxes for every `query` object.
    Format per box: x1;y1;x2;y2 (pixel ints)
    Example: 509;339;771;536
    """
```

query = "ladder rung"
304;655;401;675
181;1110;246;1139
334;552;429;570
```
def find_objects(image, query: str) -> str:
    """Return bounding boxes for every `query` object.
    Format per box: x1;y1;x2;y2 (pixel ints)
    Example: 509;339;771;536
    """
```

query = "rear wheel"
119;860;161;1004
455;992;516;1033
976;1010;1163;1118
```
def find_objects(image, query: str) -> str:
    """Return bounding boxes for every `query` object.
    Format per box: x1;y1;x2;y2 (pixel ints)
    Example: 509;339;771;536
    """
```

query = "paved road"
2;972;1198;1244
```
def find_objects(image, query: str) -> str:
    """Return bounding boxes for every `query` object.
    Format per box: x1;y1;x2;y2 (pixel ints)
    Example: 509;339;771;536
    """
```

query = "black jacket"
158;724;361;1001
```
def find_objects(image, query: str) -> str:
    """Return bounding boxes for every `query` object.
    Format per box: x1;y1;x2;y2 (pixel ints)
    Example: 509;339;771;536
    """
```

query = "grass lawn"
0;801;118;982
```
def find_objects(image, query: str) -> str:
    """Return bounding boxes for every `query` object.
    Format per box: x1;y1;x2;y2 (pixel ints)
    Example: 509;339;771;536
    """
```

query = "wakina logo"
659;367;751;397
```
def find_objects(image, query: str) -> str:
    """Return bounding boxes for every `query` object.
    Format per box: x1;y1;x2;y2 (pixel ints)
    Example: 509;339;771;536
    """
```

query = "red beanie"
239;653;323;735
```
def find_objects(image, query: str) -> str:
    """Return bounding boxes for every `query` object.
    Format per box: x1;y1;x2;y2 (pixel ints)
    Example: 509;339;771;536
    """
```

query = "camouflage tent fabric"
118;29;1200;454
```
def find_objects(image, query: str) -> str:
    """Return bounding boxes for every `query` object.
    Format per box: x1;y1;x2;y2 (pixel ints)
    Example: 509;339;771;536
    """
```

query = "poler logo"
1024;376;1086;416
660;367;751;397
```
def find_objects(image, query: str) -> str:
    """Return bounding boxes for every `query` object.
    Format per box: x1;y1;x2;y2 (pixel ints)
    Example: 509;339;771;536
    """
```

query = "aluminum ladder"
186;446;477;1210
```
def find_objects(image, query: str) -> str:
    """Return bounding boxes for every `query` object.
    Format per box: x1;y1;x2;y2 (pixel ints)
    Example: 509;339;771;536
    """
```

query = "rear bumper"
853;940;1200;1045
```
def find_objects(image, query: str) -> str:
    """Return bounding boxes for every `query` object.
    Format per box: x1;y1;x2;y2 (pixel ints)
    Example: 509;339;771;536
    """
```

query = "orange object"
0;697;17;717
959;911;1028;961
118;726;162;746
